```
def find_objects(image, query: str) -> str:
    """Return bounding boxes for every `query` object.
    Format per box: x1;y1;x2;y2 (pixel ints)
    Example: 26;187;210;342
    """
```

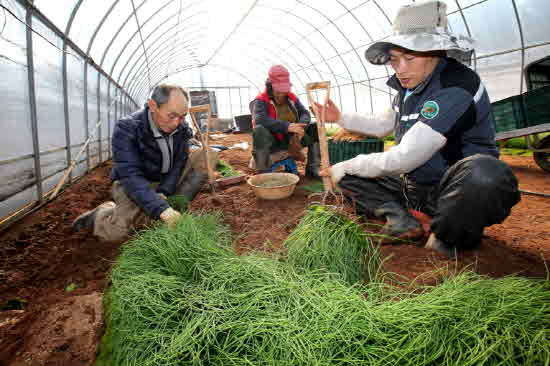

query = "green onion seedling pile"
97;210;550;366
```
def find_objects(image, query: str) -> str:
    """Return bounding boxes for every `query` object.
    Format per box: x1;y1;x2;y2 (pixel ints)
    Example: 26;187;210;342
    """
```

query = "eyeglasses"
163;111;188;121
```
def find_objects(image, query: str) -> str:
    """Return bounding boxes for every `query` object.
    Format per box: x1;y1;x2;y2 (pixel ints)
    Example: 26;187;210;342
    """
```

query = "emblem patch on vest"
421;101;439;119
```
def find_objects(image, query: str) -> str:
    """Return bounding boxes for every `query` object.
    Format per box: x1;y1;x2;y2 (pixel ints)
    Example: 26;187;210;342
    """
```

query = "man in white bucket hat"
365;0;475;66
316;1;520;258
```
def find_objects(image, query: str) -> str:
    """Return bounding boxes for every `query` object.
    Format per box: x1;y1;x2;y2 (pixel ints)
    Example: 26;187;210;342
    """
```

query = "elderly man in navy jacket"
72;84;210;241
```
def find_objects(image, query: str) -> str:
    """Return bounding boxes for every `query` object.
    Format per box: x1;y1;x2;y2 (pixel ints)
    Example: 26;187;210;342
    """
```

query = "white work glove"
331;162;349;184
160;207;182;227
319;161;351;185
158;193;167;200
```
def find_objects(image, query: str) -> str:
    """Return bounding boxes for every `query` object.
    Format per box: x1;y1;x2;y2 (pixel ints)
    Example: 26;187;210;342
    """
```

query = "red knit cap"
268;65;292;93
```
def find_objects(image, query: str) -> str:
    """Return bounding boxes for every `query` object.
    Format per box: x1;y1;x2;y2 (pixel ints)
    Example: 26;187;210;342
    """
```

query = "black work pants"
339;154;521;249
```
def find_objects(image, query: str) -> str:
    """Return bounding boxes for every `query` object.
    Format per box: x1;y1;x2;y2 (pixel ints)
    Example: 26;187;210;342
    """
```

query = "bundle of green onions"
97;211;550;366
285;205;383;285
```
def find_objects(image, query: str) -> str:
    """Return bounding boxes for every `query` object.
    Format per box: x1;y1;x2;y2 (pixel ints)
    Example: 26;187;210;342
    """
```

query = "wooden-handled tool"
305;81;334;193
189;104;216;190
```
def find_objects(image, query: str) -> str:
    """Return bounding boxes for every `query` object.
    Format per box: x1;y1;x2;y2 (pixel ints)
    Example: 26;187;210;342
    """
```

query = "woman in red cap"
249;65;320;177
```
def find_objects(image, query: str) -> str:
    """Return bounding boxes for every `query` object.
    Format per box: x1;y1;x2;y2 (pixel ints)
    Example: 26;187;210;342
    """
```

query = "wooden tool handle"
306;81;333;192
189;105;215;185
189;105;211;113
306;81;331;90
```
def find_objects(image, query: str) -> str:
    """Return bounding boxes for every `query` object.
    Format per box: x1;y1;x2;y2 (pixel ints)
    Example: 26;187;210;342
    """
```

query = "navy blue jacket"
390;57;499;184
111;107;193;219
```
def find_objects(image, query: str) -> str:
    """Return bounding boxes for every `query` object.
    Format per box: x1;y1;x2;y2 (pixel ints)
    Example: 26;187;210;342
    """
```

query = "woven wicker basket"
247;173;300;200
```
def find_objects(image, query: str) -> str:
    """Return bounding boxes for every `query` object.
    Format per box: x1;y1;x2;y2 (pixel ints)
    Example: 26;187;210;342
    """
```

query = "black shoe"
374;202;424;244
305;143;321;178
173;169;207;210
72;202;115;232
425;233;457;258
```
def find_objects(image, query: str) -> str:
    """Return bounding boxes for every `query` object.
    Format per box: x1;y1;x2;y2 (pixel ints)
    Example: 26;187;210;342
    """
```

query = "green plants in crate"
328;138;384;165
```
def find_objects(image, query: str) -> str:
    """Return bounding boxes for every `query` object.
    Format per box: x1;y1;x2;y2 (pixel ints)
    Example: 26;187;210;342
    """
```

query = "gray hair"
149;84;189;107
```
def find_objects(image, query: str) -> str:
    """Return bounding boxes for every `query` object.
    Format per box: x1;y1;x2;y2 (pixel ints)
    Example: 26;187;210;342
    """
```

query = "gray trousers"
93;150;218;242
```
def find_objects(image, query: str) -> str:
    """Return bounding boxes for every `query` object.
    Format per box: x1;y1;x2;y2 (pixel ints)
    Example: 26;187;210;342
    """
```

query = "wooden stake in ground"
48;119;103;199
189;104;216;191
47;96;121;201
306;81;334;194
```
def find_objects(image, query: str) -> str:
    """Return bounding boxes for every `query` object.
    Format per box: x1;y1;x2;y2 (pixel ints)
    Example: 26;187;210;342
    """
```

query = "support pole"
25;7;43;202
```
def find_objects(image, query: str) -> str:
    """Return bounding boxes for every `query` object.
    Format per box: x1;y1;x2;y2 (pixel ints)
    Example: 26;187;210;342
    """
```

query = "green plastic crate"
491;85;550;133
328;138;384;165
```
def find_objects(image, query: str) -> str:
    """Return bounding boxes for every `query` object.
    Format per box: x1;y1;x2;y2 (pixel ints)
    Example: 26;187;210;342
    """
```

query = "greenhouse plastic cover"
1;0;550;220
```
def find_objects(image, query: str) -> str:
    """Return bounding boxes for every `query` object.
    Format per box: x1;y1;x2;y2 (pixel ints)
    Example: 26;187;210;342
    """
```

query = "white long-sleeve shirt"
330;110;447;183
338;109;396;138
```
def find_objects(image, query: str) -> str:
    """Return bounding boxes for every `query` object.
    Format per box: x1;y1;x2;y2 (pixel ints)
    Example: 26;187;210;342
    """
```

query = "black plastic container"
234;114;253;132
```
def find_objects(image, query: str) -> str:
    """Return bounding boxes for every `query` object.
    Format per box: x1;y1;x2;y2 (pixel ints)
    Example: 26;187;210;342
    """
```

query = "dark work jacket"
111;107;193;219
389;57;499;184
249;90;311;140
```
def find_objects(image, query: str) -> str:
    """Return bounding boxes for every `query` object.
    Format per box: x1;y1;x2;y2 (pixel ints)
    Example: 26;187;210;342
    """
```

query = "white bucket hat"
365;0;475;65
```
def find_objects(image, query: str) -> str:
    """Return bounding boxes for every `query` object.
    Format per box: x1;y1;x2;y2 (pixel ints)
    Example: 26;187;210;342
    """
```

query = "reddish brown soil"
1;134;548;365
0;163;116;366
